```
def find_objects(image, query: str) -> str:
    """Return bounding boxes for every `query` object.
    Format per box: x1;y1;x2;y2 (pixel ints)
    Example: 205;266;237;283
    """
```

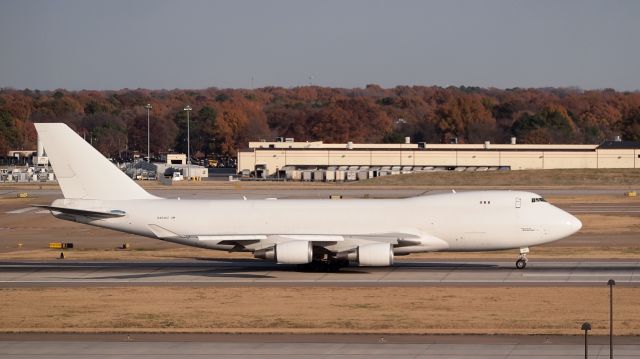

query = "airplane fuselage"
51;190;581;255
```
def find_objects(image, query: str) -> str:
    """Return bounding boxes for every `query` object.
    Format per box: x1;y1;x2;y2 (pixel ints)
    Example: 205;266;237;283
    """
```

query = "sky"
0;0;639;91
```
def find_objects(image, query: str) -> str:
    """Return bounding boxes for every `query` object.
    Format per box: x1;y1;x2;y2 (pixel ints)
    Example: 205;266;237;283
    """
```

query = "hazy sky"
1;0;639;91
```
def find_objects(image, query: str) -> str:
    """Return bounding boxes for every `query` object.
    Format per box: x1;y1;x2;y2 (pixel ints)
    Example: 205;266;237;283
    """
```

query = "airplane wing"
147;224;447;251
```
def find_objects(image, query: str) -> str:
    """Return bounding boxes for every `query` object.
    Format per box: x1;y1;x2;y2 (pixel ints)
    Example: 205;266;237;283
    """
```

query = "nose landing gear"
515;247;529;269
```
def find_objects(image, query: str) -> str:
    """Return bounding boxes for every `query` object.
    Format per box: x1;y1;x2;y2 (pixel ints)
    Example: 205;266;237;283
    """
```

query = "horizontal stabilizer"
33;205;126;218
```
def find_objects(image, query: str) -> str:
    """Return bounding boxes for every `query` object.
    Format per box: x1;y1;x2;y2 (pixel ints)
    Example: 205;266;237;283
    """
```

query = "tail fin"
35;123;157;200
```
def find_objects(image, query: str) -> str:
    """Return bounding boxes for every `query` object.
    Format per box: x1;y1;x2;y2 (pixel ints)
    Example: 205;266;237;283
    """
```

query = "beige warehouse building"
238;139;640;179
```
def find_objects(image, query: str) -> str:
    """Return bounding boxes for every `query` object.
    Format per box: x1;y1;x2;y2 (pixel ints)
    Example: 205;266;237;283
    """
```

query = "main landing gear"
515;247;529;269
297;259;348;272
297;251;350;273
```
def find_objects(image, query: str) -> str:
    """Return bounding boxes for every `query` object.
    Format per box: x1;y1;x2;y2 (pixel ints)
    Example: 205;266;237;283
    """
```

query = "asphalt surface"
1;260;638;287
1;334;639;358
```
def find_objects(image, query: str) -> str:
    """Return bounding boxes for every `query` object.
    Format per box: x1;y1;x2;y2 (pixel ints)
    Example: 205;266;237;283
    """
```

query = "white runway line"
5;207;36;214
523;273;634;277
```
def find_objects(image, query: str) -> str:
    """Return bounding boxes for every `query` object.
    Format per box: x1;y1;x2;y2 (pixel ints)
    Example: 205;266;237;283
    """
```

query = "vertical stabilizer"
35;123;157;200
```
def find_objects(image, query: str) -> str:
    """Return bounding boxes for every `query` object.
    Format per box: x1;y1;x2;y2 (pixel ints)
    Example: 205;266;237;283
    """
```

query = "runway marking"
523;273;634;277
5;207;36;214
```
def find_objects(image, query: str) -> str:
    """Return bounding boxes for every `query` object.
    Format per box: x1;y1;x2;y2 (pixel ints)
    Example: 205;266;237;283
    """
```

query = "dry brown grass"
1;287;637;335
546;195;640;204
578;214;640;234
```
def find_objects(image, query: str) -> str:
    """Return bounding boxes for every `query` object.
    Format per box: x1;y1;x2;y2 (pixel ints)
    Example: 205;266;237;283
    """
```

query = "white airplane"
34;123;582;270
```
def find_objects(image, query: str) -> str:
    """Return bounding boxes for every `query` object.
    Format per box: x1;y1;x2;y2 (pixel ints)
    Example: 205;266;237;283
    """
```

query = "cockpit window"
531;197;547;203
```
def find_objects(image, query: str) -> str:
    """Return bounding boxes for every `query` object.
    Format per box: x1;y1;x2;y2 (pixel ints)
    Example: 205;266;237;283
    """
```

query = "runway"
1;334;639;358
1;260;638;287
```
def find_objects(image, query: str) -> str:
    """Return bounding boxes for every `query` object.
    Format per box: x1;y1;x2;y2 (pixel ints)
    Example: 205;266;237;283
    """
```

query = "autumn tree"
81;113;127;157
511;105;577;143
622;108;640;141
0;110;20;151
1;86;640;161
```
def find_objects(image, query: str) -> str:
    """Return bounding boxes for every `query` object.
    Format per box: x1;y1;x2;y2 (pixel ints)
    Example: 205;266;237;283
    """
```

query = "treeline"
1;85;640;159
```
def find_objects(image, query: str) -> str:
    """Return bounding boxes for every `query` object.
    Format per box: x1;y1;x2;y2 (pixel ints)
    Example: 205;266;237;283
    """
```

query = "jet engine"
253;241;313;264
343;243;394;266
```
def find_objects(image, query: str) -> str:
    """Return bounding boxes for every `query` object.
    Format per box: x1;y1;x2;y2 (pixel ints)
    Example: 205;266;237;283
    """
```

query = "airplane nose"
565;213;582;235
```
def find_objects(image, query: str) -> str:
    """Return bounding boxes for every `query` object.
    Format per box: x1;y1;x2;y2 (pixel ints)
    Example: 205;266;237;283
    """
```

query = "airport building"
238;138;640;180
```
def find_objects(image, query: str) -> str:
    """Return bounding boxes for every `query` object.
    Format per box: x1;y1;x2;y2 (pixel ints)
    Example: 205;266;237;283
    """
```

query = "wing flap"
269;235;344;242
198;235;268;241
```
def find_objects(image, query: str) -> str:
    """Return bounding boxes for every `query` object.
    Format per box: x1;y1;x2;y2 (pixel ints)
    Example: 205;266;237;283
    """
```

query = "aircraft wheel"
515;258;527;269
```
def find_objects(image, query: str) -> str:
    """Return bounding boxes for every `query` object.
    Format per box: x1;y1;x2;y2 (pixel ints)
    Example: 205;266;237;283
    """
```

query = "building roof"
598;140;640;149
245;141;599;152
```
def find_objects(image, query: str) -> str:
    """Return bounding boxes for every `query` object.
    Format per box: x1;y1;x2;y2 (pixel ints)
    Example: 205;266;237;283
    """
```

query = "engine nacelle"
347;243;394;266
254;241;313;264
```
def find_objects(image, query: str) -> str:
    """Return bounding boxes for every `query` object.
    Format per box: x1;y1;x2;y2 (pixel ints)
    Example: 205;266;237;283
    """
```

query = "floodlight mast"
144;104;152;162
183;105;192;180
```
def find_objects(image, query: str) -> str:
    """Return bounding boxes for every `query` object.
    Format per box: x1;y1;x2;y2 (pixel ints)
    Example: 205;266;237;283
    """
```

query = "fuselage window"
531;197;547;203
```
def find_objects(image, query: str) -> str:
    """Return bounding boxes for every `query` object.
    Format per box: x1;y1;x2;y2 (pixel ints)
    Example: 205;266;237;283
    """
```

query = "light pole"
608;279;615;359
183;105;192;180
581;322;591;359
144;104;152;162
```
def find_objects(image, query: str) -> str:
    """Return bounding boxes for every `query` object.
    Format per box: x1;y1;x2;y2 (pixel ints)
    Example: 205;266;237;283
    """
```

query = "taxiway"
0;334;639;358
1;260;638;287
